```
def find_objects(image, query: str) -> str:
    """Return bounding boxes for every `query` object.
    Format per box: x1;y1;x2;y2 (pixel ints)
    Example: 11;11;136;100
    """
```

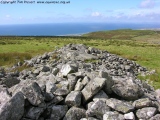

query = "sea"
0;23;160;36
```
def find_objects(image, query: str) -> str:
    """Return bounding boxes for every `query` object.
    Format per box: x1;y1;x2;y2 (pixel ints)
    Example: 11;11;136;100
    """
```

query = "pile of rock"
0;44;160;120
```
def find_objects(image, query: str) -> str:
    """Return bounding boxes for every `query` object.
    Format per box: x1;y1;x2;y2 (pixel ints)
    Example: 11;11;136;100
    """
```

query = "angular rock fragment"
63;107;86;120
65;91;82;107
93;90;109;102
0;92;24;120
106;98;134;114
25;107;44;120
50;105;68;120
112;78;144;100
86;100;110;119
124;112;135;120
67;74;78;91
59;64;78;76
133;98;152;109
103;111;124;120
81;77;106;103
150;114;160;120
53;88;69;96
136;107;157;119
21;82;45;106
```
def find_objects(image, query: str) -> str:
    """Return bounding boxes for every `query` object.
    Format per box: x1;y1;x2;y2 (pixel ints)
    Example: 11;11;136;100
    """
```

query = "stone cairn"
0;44;160;120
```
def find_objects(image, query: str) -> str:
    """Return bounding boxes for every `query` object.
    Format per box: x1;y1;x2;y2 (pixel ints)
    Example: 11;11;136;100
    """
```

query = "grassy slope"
0;29;160;88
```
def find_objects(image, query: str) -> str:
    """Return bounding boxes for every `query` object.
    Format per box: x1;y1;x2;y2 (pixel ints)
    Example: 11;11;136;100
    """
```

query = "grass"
0;29;160;88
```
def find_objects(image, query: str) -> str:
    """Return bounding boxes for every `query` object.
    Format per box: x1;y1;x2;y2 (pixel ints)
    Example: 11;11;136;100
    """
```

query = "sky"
0;0;160;24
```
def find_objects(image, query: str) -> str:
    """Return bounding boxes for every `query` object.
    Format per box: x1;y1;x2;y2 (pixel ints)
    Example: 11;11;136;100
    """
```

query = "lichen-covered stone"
136;107;157;119
81;77;106;103
106;98;134;114
65;91;82;107
63;107;86;120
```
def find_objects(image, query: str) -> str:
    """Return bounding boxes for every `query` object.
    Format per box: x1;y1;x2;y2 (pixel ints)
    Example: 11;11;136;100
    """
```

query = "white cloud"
91;12;102;17
5;15;10;18
140;0;155;8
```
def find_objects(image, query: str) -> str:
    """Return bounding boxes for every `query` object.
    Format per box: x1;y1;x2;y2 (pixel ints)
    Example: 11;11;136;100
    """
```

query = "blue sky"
0;0;160;24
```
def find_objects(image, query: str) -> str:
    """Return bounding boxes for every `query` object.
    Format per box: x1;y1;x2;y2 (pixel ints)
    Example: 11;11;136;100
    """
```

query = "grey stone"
53;88;69;96
2;76;20;88
149;114;160;120
21;82;45;106
124;112;135;120
33;69;40;75
41;66;50;72
65;91;82;107
81;77;106;103
44;92;54;102
25;107;44;120
63;107;86;120
112;79;144;100
47;96;64;106
86;100;110;119
74;79;84;91
46;80;57;93
80;117;99;120
0;92;24;120
133;98;152;109
52;68;59;76
50;105;68;120
59;64;78;76
103;111;125;120
93;90;109;102
106;98;134;114
81;76;90;86
67;74;78;91
136;107;157;119
100;71;114;94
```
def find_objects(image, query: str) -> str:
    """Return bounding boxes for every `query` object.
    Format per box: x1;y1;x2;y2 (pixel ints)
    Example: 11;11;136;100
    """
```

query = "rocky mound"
0;44;160;120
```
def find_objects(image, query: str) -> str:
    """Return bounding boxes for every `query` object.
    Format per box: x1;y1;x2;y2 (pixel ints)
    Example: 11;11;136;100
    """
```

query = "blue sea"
0;23;160;36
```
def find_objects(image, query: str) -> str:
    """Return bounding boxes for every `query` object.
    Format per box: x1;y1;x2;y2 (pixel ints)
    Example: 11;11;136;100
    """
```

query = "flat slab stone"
106;98;134;114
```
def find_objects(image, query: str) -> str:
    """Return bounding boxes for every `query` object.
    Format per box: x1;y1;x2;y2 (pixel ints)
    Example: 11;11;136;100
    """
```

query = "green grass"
0;29;160;88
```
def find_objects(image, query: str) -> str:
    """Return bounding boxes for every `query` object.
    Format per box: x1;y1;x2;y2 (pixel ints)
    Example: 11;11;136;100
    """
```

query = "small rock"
103;111;124;120
53;88;69;96
59;64;78;76
124;112;135;120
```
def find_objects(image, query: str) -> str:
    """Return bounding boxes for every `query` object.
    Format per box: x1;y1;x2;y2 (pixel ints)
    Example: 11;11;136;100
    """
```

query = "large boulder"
112;78;144;100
